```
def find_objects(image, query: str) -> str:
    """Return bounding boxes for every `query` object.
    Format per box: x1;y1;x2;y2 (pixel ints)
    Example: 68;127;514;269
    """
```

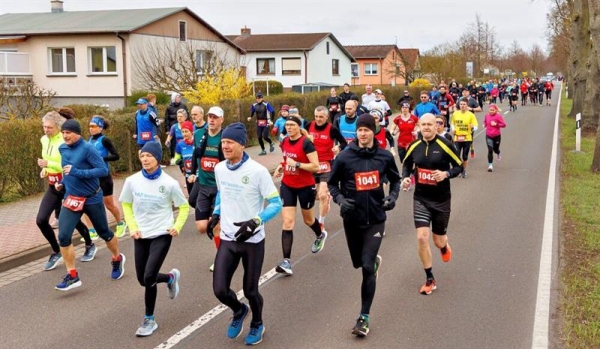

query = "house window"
332;59;339;75
195;50;213;74
326;42;330;55
257;58;275;75
179;21;187;42
89;47;116;74
351;63;359;77
49;48;75;74
364;63;378;75
282;57;301;75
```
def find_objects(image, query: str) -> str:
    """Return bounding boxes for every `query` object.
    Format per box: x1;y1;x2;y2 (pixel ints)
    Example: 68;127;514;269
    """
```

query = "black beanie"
356;114;376;133
61;119;82;135
222;122;247;146
140;141;163;162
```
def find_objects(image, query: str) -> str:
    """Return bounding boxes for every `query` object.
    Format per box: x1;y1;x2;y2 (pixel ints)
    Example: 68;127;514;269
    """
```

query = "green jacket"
41;133;64;174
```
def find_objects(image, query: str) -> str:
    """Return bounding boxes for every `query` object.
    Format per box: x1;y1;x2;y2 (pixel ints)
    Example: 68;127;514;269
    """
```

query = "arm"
257;193;282;225
327;156;344;201
385;155;401;201
102;137;120;162
122;202;139;234
69;147;109;178
385;130;395;150
330;125;348;150
496;116;507;128
250;104;256;119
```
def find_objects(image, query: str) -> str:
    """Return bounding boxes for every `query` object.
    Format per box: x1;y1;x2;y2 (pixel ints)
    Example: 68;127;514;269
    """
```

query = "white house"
226;28;355;89
0;1;243;108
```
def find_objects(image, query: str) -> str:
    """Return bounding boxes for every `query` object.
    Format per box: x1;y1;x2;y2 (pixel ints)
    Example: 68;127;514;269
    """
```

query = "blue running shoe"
227;303;249;339
55;273;82;291
43;252;62;271
81;243;97;262
275;259;293;276
111;253;126;280
167;268;180;300
245;324;265;345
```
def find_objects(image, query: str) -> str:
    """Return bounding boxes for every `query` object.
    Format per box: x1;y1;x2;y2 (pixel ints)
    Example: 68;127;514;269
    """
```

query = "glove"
206;214;220;240
233;219;259;242
382;195;396;211
336;195;356;217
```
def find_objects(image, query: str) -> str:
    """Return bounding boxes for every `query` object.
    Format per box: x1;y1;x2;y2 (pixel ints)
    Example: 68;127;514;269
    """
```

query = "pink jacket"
484;113;506;138
491;87;499;97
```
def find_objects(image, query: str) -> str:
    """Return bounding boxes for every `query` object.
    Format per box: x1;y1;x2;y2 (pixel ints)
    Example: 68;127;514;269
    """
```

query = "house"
226;28;355;90
344;45;421;87
0;1;244;108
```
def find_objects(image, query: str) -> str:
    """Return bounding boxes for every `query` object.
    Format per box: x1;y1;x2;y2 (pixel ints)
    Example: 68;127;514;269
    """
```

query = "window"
257;58;275;75
89;47;116;74
282;57;301;75
351;63;359;77
179;21;187;42
332;59;339;75
49;48;75;74
326;42;330;55
364;63;378;75
195;50;213;74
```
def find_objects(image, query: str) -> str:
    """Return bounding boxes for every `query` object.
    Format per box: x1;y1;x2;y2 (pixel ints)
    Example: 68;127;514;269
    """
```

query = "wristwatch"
295;162;301;169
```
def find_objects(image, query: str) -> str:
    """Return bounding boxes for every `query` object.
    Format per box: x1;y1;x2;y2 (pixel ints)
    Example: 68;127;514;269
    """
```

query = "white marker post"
575;113;582;152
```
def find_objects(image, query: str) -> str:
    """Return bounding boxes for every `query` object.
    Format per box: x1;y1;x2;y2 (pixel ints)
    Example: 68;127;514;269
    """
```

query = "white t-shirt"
215;158;279;244
367;99;391;125
362;92;375;107
119;171;188;239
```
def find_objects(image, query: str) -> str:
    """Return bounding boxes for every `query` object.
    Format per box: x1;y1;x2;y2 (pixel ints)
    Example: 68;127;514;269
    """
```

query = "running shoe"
81;228;99;242
245;324;265;345
81;243;97;262
227;303;249;339
470;148;475;159
115;221;126;238
167;268;180;300
420;278;437;295
487;164;493;172
374;255;382;280
311;230;328;253
352;315;370;337
136;317;158;337
209;263;214;272
111;253;126;280
170;158;177;166
275;259;293;276
497;153;502;161
269;143;275;153
50;218;59;229
441;243;452;262
258;150;267;156
43;252;62;271
55;273;82;291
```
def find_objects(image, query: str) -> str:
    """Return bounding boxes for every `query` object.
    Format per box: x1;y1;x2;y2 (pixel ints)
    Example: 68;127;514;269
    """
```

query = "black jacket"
164;102;188;132
328;141;400;225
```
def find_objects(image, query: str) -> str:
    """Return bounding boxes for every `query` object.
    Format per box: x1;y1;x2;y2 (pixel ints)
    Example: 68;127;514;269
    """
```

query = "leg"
58;208;84;271
240;240;265;326
85;203;119;258
188;181;199;208
256;127;265;150
494;135;501;156
316;181;330;223
343;221;364;269
138;235;173;316
213;240;244;313
359;222;384;315
486;136;494;164
261;126;272;146
36;187;61;253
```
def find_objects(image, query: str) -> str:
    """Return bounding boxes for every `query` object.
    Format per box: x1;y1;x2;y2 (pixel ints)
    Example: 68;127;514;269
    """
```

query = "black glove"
206;214;220;240
233;219;259;242
336;195;356;217
382;195;396;211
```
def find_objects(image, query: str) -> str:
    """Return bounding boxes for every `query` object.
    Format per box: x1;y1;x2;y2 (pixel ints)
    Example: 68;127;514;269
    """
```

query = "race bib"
355;171;380;191
441;110;447;116
47;173;63;186
184;159;192;171
63;195;86;212
140;132;152;141
257;120;268;127
417;168;437;186
317;161;331;174
284;164;299;176
456;135;466;142
200;157;219;172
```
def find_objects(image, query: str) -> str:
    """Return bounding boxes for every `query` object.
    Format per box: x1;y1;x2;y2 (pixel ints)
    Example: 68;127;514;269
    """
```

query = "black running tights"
134;234;173;317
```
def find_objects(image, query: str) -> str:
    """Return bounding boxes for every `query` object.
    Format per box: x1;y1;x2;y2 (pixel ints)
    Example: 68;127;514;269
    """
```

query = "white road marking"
531;85;561;349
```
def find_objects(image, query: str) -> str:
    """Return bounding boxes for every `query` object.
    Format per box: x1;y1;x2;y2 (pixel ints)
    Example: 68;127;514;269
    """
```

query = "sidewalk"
0;143;283;272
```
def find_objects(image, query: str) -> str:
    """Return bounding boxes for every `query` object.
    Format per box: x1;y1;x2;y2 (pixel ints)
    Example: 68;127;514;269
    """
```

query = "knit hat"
222;122;247;146
181;121;194;132
61;119;82;135
281;105;290;112
140;141;162;162
356;114;376;133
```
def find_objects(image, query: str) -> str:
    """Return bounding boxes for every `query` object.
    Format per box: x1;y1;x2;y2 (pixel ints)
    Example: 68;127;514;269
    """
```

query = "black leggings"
486;135;501;164
134;234;173;317
343;220;385;315
213;239;265;326
36;185;91;253
256;126;272;150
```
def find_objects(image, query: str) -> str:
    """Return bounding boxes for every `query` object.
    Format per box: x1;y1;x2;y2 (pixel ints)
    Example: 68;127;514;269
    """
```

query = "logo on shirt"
242;176;249;184
374;232;382;238
159;186;166;194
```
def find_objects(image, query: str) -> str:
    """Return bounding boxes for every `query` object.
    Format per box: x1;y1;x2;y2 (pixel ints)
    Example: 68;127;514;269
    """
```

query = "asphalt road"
0;94;560;349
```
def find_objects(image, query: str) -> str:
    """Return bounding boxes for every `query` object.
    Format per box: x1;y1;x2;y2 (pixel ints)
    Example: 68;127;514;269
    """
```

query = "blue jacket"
273;117;287;142
414;102;440;118
59;138;108;205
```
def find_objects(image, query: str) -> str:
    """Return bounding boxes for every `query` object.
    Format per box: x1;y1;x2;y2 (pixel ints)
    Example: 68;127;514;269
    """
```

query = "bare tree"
0;78;56;120
383;48;423;85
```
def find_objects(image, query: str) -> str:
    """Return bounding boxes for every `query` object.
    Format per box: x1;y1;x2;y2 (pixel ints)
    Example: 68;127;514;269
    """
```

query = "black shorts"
455;141;472;161
280;183;316;210
413;198;451;235
314;171;331;183
99;176;114;196
195;185;218;221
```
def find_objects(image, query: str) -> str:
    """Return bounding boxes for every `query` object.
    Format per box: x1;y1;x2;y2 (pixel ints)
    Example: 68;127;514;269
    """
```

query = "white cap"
207;106;224;117
375;89;383;94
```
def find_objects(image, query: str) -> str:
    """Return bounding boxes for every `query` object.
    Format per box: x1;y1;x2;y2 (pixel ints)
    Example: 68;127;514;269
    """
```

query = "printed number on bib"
355;171;380;191
47;173;63;186
141;132;152;141
257;120;268;127
184;159;193;171
63;195;86;212
417;168;437;186
201;157;219;172
284;164;298;176
317;161;331;174
456;135;466;142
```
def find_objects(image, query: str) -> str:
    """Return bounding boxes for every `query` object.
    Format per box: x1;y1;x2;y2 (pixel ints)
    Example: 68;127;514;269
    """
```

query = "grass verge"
559;90;600;348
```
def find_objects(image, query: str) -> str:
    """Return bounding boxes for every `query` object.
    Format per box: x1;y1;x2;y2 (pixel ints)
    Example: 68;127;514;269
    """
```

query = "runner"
544;80;554;106
401;113;463;295
189;106;226;272
369;110;395;153
55;119;125;291
36;111;92;270
173;120;196;194
483;104;506;172
367;89;391;128
133;98;160;150
413;91;440;119
272;105;289;142
248;92;275;155
191;106;208;132
209;122;282;346
389;102;419;161
435;115;454;143
328;114;400;337
509;82;520;112
334;100;360;143
436;86;455;122
326;87;344;123
306;106;347;233
119;141;189;337
165;109;189;165
272;114;326;275
450;100;478;178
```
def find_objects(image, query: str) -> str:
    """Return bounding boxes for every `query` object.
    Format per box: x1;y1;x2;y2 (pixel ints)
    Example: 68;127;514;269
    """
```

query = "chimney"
51;0;64;13
241;27;251;37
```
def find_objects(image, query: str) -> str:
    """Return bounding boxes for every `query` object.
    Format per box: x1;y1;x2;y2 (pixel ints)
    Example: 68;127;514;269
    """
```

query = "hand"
132;134;137;139
130;230;141;239
206;214;220;240
233;219;259;242
491;121;497;126
187;174;196;183
165;140;171;147
62;165;72;175
390;148;397;157
402;177;411;191
382;195;396;211
167;228;179;237
247;117;252;122
337;195;356;217
273;165;283;178
332;145;340;155
37;158;48;168
285;157;297;168
54;183;64;191
40;168;48;178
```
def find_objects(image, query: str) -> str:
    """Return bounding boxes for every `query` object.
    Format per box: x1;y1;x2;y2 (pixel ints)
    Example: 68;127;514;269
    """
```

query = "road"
0;94;560;349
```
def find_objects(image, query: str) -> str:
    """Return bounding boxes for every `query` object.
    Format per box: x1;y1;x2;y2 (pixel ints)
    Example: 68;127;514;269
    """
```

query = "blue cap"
136;98;148;105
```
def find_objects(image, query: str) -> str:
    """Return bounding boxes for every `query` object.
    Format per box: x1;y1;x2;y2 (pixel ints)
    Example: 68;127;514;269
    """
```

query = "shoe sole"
55;280;82;291
81;247;97;262
275;266;293;276
168;269;180;300
420;285;437;295
136;323;158;337
352;328;369;337
44;257;63;271
112;253;126;280
245;327;265;345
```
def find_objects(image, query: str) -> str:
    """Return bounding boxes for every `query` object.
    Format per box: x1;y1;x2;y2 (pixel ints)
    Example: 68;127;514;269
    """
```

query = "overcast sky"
0;0;553;53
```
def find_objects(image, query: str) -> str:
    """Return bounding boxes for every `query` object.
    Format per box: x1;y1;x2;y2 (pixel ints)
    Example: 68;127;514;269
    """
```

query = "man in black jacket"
396;90;415;110
164;93;188;158
339;83;357;108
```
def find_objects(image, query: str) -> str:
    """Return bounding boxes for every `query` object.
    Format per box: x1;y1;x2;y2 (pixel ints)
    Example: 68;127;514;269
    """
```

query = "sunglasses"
436;121;444;125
